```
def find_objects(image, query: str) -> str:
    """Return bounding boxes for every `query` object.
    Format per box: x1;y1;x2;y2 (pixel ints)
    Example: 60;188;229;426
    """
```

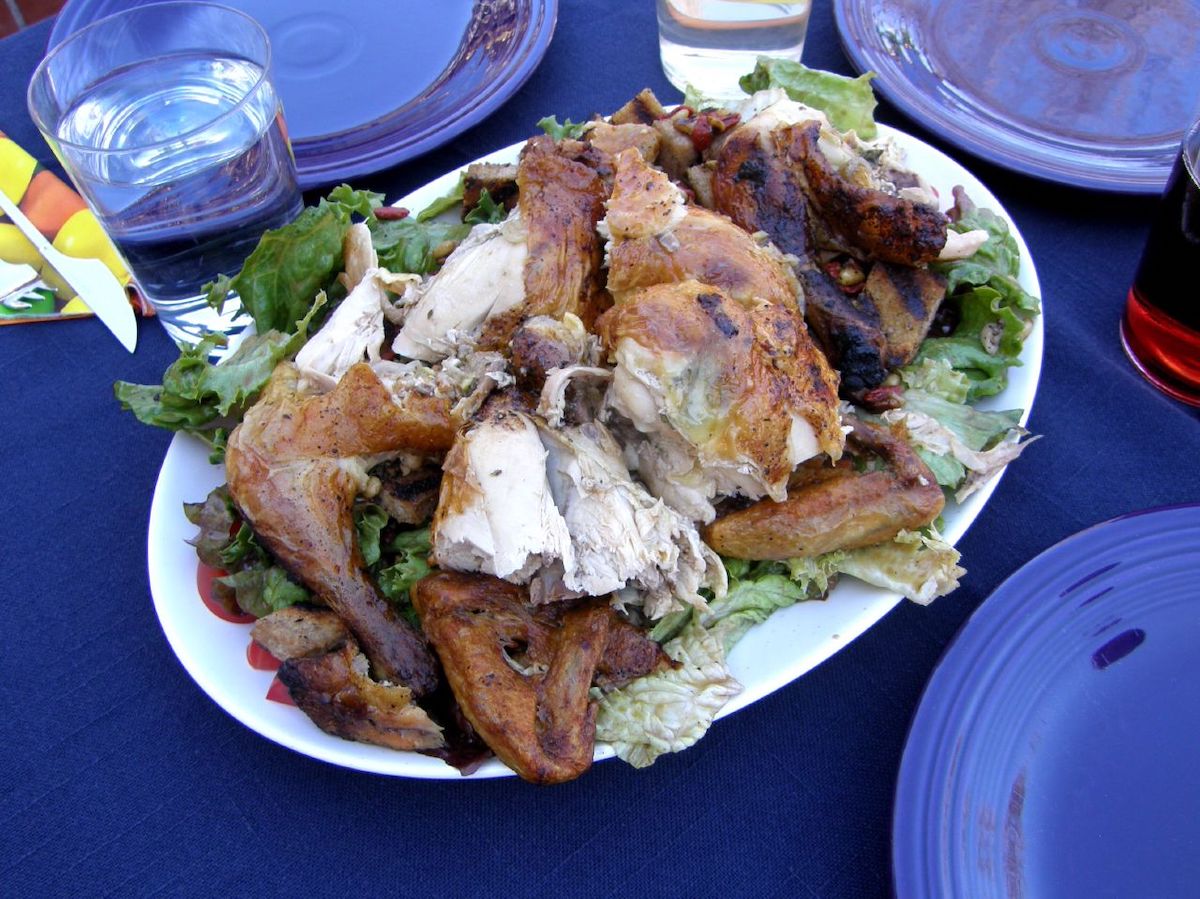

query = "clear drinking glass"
1122;117;1200;406
28;2;303;346
657;0;812;100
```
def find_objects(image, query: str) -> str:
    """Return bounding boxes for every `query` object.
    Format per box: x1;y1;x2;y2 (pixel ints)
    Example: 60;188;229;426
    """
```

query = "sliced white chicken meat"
538;420;725;619
295;223;420;393
392;212;528;363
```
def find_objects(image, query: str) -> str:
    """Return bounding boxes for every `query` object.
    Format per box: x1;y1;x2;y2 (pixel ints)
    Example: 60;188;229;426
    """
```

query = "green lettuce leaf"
884;389;1035;498
114;297;324;458
354;503;390;568
369;216;471;275
900;357;970;405
837;530;964;606
182;486;238;568
215;567;309;619
537;115;589;140
375;528;432;626
738;58;878;138
417;174;466;222
208;186;379;334
464;190;506;225
920;188;1040;401
595;619;742;768
183;485;310;617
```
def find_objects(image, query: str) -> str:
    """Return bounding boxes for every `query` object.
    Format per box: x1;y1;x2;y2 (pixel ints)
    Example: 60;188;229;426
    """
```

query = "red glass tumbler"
1121;118;1200;406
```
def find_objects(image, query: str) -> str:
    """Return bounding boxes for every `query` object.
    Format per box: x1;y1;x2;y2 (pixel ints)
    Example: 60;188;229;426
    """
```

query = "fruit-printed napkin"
0;130;150;324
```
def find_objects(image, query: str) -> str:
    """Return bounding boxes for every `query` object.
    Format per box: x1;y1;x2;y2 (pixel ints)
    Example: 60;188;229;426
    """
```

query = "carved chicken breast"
295;223;421;392
393;135;609;363
603;148;801;309
224;363;453;695
538;420;725;618
392;213;529;362
432;398;574;583
477;134;610;346
598;280;843;522
431;397;722;616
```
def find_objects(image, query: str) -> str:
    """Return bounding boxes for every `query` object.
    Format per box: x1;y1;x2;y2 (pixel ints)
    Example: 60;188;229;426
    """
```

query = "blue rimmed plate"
833;0;1200;192
50;0;557;189
893;504;1200;897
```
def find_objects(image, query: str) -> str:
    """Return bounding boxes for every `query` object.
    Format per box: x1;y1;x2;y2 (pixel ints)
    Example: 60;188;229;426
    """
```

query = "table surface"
3;3;1199;897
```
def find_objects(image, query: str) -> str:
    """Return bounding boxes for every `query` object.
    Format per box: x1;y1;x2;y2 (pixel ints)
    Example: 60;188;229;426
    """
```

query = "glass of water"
28;2;303;346
658;0;812;100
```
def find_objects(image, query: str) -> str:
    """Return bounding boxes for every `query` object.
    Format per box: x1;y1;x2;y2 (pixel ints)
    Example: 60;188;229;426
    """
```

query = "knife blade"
0;190;137;352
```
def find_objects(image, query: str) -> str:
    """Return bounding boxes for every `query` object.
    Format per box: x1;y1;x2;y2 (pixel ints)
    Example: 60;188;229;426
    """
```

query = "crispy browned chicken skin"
478;135;610;347
278;639;446;752
225;363;452;695
702;416;945;559
785;122;947;266
598;279;844;500
412;571;668;784
604;148;801;309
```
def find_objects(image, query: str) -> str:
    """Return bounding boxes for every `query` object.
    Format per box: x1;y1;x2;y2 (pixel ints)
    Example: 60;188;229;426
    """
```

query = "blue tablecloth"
3;3;1198;897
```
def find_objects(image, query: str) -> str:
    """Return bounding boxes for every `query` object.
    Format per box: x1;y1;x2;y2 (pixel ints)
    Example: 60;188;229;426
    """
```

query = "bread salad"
117;61;1039;783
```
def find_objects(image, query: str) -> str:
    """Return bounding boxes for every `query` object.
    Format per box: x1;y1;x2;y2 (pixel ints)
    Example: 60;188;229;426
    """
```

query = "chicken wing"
702;416;945;559
224;363;451;695
278;640;446;751
411;571;668;784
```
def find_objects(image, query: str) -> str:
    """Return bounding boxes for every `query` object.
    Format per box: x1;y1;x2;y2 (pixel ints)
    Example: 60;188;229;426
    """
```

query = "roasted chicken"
598;279;843;522
411;571;668;784
180;84;1031;783
432;393;723;617
702;416;945;559
278;640;446;752
393;135;609;362
224;363;451;695
603;148;802;310
784;121;947;266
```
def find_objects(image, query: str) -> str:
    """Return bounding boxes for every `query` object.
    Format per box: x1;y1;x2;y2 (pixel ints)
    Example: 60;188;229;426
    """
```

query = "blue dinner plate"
50;0;557;189
893;504;1200;898
833;0;1200;193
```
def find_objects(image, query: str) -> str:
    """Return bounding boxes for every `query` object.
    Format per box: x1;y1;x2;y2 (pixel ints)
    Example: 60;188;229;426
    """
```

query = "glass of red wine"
1122;118;1200;406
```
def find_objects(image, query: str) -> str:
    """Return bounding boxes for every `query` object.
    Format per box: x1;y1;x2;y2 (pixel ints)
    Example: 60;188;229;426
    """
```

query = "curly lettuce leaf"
215;567;309;619
537;115;589;140
207;187;378;334
182;486;239;568
354;503;390;568
114;297;324;456
884;389;1036;499
595;619;742;768
919;188;1040;401
183;485;310;617
374;528;432;628
739;58;878;138
900;357;970;405
837;529;964;606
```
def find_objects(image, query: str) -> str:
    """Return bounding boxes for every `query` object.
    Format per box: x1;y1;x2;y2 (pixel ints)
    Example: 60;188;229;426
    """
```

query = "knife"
0;190;137;352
